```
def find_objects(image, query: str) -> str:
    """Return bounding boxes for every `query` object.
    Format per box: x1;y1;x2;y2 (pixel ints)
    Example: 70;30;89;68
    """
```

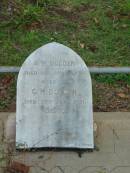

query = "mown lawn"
0;0;130;66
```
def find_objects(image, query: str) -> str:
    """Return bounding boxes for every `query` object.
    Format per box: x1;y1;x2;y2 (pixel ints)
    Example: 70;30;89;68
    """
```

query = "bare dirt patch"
0;75;130;112
45;4;96;30
0;74;16;112
93;82;130;112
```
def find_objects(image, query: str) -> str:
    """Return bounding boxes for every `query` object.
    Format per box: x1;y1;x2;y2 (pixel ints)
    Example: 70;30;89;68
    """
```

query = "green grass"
92;74;130;85
0;0;130;91
0;0;130;66
0;0;130;111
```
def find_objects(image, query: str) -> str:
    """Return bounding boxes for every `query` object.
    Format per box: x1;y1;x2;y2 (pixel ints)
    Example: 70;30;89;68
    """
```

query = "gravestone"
16;42;93;149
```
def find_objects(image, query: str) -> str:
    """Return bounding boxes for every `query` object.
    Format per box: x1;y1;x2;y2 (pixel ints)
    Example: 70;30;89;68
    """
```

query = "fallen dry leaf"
117;93;128;98
94;17;99;24
122;24;128;28
80;43;85;49
88;44;98;52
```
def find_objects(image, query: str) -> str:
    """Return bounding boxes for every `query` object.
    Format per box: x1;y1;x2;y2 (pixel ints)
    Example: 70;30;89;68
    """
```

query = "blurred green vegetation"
0;0;129;67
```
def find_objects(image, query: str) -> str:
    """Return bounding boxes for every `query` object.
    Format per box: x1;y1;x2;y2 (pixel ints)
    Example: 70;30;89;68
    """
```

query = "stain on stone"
7;161;30;173
38;155;44;159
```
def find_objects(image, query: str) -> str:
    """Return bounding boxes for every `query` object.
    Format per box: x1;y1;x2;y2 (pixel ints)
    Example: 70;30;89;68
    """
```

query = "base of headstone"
1;112;130;173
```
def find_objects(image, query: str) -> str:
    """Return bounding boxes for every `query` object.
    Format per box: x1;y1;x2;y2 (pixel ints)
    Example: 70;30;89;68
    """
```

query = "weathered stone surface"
16;42;93;149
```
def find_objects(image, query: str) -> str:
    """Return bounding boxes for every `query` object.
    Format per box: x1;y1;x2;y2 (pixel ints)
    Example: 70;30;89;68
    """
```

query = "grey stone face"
16;42;93;149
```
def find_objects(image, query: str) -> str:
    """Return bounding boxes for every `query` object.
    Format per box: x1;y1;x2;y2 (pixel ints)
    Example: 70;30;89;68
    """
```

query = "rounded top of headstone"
21;42;88;71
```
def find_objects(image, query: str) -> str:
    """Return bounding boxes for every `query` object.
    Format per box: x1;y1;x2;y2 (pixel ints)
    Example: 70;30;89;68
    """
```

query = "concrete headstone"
16;42;93;149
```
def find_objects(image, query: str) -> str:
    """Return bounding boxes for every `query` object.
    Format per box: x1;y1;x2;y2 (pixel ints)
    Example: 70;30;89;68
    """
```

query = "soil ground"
0;74;130;112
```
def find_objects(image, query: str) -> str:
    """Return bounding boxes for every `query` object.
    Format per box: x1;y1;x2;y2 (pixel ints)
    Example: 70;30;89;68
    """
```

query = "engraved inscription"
31;88;79;96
